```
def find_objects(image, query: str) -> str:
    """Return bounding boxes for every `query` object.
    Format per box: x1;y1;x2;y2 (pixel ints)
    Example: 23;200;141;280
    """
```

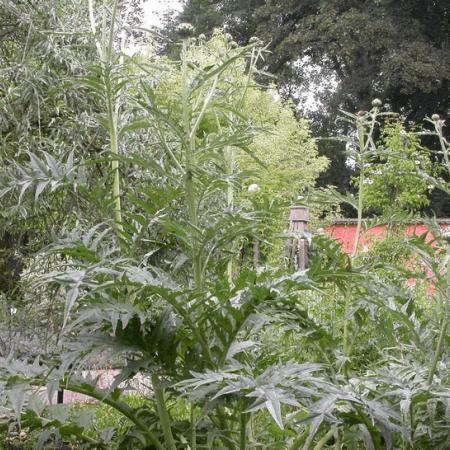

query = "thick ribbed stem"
106;87;123;233
61;380;164;449
152;374;176;450
427;250;450;385
239;412;248;450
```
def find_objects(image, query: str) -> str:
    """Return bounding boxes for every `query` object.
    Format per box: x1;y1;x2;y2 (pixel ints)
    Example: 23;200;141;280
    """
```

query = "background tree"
162;0;450;213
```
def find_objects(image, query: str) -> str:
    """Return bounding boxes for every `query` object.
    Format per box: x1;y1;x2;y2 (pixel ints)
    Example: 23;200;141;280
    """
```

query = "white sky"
141;0;183;28
137;0;328;113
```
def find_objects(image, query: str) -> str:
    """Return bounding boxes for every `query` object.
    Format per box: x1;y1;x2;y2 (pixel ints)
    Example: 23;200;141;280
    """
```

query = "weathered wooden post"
57;388;64;404
287;206;310;270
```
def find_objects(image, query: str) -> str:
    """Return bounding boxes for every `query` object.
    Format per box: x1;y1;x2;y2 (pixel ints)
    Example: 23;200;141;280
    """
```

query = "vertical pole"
288;206;310;270
57;389;64;404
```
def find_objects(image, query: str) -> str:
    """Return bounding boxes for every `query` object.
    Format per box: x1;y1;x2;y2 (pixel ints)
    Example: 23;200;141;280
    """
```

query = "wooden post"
288;206;310;270
57;388;64;404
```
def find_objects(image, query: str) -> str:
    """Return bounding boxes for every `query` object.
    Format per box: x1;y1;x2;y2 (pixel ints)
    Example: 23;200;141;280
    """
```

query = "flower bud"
198;33;206;41
357;110;367;117
249;36;260;44
229;40;238;49
224;32;233;41
248;183;260;193
371;98;382;107
431;113;440;122
177;22;195;37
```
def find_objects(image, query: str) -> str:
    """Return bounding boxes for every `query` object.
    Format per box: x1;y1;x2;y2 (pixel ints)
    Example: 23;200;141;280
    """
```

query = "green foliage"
164;0;450;209
361;121;433;213
239;88;328;200
0;2;450;450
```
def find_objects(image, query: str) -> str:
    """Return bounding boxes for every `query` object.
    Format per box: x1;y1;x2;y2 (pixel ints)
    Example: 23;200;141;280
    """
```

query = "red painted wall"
325;222;449;255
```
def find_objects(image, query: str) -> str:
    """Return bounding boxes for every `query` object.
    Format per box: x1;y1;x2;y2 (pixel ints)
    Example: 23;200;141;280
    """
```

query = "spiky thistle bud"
371;98;382;107
432;113;440;122
177;22;195;38
248;183;260;194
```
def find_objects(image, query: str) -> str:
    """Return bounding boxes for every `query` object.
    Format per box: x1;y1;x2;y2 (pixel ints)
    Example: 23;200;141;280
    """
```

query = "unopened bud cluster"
177;22;195;37
371;98;382;107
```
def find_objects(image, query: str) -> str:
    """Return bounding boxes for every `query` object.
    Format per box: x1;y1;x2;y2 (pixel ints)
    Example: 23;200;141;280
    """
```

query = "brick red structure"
325;219;450;254
287;206;450;260
325;219;450;255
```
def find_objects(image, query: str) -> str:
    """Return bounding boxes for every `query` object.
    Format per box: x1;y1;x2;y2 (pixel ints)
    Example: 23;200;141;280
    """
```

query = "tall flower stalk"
350;100;380;257
88;0;124;233
426;114;450;385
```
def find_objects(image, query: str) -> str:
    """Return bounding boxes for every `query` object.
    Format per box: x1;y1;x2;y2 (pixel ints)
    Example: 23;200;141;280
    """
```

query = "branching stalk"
60;380;164;449
434;119;450;176
352;120;366;257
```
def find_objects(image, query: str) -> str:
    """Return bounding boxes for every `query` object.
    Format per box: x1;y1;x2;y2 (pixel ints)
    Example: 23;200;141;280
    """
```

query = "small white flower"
415;160;421;165
10;307;17;315
297;195;304;200
248;183;260;193
363;178;373;185
428;184;434;190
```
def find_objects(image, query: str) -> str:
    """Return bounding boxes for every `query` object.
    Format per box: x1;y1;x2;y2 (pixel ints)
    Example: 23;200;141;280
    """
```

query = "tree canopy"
164;0;450;209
